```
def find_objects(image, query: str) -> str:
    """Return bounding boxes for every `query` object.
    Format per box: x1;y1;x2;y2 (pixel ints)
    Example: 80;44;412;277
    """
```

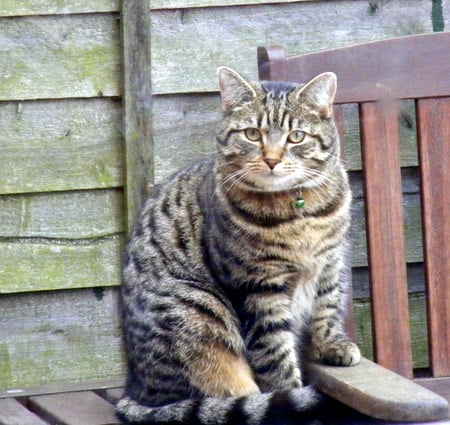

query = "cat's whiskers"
219;169;246;186
224;170;252;194
295;168;337;201
309;174;339;202
302;168;336;187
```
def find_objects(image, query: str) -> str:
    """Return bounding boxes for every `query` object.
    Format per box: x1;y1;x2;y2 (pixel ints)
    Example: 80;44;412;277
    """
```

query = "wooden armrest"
306;357;449;422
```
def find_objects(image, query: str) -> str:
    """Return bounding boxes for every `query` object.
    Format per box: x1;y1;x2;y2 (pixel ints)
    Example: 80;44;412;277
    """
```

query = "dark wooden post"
121;0;153;235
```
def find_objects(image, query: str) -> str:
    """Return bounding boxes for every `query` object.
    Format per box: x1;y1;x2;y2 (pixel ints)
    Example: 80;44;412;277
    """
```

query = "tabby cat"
116;67;360;425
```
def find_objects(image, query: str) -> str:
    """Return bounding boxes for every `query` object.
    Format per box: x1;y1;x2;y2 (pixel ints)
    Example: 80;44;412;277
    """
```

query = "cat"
116;67;361;425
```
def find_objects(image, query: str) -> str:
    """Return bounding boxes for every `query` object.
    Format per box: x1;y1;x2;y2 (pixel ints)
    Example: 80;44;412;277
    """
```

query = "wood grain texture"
257;45;287;81
307;357;449;422
152;0;313;9
152;94;220;183
0;190;123;239
417;98;450;377
0;236;123;293
0;0;315;15
151;0;437;94
0;380;124;400
122;0;154;233
0;398;48;425
280;32;450;103
29;391;120;425
0;288;125;390
0;14;121;101
350;192;423;268
360;101;412;378
0;0;118;17
0;99;123;194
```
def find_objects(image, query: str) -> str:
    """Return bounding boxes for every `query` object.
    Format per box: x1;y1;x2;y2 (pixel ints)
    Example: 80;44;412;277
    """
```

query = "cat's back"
124;156;217;286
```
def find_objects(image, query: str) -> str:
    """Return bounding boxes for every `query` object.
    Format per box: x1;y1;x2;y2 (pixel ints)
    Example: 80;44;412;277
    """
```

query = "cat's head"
216;67;341;193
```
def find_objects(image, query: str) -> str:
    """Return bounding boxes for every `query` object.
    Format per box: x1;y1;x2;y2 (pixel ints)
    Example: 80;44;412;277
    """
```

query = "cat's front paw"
310;341;361;366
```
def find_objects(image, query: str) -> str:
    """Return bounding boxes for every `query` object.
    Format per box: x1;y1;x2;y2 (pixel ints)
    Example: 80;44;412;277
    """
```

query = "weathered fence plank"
0;288;125;389
151;94;220;183
151;0;312;9
151;0;436;94
0;142;122;195
0;0;318;16
0;190;123;239
0;99;123;194
0;0;118;17
0;14;121;101
0;236;123;293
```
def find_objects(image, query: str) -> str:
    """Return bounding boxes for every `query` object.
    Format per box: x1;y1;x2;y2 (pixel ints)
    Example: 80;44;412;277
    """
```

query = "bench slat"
307;357;449;422
359;101;413;378
0;398;48;425
97;388;124;405
417;97;450;377
29;391;120;425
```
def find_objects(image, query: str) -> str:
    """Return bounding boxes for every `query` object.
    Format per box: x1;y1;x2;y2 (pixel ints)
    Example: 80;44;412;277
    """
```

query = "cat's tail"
116;387;318;425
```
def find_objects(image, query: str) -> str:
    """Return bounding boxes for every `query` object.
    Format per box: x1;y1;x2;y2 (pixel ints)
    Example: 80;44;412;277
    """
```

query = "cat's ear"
294;72;337;119
217;67;258;111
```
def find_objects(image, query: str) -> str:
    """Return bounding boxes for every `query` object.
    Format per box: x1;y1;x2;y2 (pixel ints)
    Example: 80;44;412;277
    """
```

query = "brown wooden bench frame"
258;32;450;422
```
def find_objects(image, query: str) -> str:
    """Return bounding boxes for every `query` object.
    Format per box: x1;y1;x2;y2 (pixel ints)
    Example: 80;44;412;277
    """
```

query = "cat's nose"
264;158;281;170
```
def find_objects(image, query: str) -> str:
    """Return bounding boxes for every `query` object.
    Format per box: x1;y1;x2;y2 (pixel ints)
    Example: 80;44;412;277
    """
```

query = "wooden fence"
0;0;447;391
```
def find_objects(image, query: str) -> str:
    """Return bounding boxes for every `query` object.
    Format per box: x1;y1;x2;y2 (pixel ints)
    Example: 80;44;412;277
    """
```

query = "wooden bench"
0;381;123;425
0;375;448;425
258;32;450;422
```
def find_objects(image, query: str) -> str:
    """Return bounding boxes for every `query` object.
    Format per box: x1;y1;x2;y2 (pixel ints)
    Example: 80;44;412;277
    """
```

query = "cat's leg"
186;339;260;397
242;291;304;392
309;261;361;366
122;276;261;405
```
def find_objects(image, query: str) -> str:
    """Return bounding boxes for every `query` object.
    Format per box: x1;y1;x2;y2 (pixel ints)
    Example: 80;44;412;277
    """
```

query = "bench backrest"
257;32;450;379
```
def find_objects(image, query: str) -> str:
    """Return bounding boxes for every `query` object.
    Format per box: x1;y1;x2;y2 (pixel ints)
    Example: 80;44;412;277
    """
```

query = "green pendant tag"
295;197;305;209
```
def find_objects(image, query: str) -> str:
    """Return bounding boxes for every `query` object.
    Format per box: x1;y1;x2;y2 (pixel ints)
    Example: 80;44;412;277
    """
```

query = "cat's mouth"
243;163;328;193
242;168;300;192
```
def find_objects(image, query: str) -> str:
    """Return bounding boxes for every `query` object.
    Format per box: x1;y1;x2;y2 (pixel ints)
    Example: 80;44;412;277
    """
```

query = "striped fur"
117;68;360;425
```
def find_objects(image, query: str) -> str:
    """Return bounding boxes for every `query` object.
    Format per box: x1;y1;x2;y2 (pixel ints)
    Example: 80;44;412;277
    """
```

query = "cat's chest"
266;214;341;253
246;216;341;272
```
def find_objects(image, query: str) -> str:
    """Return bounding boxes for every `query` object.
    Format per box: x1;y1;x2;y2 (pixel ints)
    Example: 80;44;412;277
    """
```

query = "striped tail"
116;387;318;425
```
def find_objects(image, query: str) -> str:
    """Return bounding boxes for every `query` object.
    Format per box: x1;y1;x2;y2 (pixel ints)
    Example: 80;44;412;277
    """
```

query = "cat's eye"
288;130;306;144
244;128;262;142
